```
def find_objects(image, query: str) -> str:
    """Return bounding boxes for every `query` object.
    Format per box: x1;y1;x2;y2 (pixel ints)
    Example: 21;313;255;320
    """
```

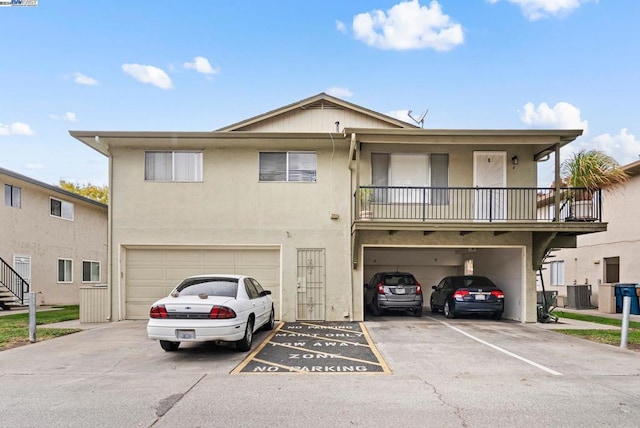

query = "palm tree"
560;149;628;220
561;149;629;200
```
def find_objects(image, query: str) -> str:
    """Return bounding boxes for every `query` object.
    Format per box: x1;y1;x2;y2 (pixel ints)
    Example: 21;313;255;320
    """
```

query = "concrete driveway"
1;315;639;427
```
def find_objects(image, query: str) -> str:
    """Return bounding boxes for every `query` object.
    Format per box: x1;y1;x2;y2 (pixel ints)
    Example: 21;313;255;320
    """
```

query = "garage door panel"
125;248;280;320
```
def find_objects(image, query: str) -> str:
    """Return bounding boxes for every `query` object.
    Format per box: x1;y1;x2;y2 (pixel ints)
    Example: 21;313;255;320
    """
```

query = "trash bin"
614;283;640;315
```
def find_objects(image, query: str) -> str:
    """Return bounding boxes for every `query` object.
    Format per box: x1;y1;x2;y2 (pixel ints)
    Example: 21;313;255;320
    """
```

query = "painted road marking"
232;322;391;374
434;318;563;376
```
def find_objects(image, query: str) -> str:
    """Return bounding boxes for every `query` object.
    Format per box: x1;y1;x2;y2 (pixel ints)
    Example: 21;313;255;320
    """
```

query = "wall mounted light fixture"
511;155;519;166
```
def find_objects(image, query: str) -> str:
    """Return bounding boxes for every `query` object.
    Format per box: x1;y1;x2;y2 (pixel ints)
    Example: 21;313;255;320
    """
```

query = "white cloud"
49;112;78;122
183;56;219;75
588;129;640;165
122;63;173;90
335;20;347;34
0;122;35;136
488;0;594;21
352;0;464;51
74;72;98;85
25;163;43;170
519;101;588;133
326;87;354;98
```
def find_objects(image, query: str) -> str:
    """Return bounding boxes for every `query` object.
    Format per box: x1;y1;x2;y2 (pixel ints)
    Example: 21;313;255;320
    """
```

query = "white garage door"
125;247;280;319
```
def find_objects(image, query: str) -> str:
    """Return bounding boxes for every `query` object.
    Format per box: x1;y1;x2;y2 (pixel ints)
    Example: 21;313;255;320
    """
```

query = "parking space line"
432;318;562;376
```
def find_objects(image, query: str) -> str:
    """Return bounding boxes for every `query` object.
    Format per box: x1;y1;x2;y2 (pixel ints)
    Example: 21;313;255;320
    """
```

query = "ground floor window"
550;260;564;286
82;260;101;282
57;258;73;283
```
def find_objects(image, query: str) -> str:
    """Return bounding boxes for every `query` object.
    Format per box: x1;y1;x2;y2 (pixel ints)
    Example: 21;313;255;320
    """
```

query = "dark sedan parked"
430;275;504;320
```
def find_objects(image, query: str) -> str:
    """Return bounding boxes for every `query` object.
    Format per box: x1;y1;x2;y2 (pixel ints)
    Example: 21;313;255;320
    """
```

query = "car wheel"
492;312;503;320
414;307;423;317
444;300;456;319
160;340;180;352
236;318;254;352
263;308;275;331
430;299;438;314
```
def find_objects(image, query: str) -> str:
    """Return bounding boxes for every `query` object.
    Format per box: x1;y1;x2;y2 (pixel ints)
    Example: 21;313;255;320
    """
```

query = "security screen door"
296;249;326;320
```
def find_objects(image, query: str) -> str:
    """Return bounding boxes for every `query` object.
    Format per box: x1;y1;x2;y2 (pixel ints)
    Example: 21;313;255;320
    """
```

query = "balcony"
354;186;603;232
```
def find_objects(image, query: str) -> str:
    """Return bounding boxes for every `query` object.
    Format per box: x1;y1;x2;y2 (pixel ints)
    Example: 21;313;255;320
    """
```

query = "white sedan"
147;274;275;352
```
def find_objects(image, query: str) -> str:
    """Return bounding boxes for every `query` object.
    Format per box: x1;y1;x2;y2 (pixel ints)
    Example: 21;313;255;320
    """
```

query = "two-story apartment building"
70;93;605;323
1;167;108;308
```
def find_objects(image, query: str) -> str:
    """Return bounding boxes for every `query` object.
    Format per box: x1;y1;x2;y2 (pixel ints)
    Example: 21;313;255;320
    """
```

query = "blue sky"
1;0;638;187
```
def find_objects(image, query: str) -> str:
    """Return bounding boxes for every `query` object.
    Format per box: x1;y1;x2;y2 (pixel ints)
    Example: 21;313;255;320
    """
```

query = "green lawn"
0;306;81;351
554;310;640;348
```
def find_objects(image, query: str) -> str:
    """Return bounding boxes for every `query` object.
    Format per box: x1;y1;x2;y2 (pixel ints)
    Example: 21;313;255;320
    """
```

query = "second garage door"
124;247;280;320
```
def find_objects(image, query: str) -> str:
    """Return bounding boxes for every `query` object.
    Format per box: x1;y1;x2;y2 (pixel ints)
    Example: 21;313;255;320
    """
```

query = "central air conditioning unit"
566;285;592;309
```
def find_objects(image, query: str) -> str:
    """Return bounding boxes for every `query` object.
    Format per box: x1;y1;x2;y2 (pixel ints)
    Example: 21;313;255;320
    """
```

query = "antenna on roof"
408;109;428;128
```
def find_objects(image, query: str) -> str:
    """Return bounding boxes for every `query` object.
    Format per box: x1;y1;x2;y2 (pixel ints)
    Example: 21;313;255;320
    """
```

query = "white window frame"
550;260;565;286
50;197;74;221
82;260;101;283
144;151;203;182
259;151;317;182
57;258;73;283
5;184;21;208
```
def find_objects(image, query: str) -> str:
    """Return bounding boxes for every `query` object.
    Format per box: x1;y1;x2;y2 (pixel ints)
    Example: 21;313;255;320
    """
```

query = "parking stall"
232;322;390;374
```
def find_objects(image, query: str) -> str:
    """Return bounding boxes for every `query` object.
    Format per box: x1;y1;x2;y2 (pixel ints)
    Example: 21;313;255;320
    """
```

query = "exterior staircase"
0;257;29;310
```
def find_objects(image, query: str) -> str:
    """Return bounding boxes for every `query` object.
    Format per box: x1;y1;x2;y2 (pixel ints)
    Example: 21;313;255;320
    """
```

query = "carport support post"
28;292;37;343
620;296;631;348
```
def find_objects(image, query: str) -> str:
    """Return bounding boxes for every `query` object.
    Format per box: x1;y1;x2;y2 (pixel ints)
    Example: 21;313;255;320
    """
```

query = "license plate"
176;329;196;340
474;294;486;301
396;287;406;294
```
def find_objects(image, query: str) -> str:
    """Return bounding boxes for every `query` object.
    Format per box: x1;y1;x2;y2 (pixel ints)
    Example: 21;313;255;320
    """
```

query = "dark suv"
365;272;423;317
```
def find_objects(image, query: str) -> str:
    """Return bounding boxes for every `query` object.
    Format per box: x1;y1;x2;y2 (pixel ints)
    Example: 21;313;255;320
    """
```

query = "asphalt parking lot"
1;314;640;427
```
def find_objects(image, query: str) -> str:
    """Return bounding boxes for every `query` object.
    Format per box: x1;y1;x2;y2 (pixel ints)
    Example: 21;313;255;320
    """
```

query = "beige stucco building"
540;160;640;309
1;167;108;308
70;93;606;323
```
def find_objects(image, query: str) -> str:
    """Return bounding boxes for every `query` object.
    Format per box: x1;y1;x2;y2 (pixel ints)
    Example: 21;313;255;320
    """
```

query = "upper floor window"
371;153;449;204
4;184;21;208
82;260;101;283
57;258;73;283
145;151;203;182
51;198;74;220
259;152;317;182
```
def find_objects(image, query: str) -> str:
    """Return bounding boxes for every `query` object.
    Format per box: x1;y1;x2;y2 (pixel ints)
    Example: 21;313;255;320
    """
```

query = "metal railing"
355;186;602;222
0;256;29;306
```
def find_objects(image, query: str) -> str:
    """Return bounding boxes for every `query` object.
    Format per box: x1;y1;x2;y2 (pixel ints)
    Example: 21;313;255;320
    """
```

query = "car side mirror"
261;290;272;296
432;285;437;290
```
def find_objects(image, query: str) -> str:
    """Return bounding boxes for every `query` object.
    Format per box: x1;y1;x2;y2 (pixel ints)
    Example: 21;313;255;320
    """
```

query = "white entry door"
13;255;31;302
473;151;507;221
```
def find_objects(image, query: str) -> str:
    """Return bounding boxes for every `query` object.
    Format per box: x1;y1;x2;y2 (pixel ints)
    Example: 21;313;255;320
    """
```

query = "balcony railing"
355;186;602;222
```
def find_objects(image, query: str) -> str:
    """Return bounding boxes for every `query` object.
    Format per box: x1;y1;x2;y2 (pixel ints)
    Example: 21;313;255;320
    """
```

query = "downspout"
350;132;357;322
98;135;114;321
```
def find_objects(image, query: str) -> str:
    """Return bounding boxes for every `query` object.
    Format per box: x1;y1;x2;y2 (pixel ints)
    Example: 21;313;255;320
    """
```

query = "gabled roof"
215;92;418;132
0;166;107;209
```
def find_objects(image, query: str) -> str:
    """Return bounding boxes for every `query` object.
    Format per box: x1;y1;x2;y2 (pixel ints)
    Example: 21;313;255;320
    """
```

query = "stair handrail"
0;256;30;305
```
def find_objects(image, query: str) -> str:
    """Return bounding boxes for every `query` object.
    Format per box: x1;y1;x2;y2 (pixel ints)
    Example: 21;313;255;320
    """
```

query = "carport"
362;246;525;321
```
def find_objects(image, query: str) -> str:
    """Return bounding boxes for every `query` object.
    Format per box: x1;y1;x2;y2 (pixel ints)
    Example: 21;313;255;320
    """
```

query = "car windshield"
383;275;416;286
176;278;239;297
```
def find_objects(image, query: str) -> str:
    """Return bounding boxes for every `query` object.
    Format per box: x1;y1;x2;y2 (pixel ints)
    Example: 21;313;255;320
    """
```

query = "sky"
1;0;639;187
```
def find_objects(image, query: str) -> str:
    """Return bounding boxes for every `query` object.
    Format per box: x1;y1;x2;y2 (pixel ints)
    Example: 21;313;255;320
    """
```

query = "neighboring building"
0;167;108;307
540;160;640;307
70;93;605;323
